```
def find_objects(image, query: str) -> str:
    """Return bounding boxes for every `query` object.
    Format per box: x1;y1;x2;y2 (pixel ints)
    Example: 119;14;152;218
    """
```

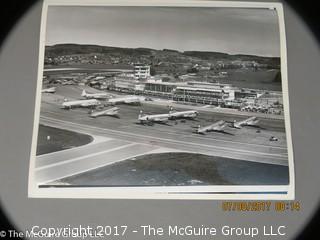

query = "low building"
144;81;178;93
114;79;144;92
185;82;235;100
173;86;233;105
144;80;236;105
112;73;145;92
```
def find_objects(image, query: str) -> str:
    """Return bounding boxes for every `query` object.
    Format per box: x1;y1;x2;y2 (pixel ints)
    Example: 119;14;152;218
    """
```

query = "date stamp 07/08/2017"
221;201;301;212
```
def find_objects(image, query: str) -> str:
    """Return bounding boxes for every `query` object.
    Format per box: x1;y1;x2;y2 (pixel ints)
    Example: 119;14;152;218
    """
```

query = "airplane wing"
234;117;259;128
214;124;227;131
90;107;119;117
42;87;56;93
196;121;227;134
215;121;227;131
105;108;119;115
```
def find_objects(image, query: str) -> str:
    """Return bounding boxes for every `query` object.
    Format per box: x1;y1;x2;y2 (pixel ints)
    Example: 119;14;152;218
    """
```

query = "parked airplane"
196;120;227;134
81;89;109;99
62;99;101;109
138;110;169;124
232;116;259;129
168;107;198;119
108;96;141;105
41;87;56;93
90;107;119;118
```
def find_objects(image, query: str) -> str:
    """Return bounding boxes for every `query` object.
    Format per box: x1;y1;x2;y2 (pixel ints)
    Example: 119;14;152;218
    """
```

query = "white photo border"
28;0;295;200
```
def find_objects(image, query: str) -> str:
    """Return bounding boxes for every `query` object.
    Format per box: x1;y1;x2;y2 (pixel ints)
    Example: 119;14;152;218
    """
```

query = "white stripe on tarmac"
40;116;287;159
119;124;287;150
35;143;137;171
44;109;286;150
37;137;112;158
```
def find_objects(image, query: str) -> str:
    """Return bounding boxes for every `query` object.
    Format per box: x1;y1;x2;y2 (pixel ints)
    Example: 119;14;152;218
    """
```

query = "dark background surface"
0;1;319;239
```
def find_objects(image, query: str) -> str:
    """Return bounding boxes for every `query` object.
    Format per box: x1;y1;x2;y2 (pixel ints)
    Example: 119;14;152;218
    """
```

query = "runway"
34;86;289;184
35;137;163;184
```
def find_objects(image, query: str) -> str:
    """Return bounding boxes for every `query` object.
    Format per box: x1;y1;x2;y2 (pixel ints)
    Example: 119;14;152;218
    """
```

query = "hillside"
45;44;280;67
45;44;155;57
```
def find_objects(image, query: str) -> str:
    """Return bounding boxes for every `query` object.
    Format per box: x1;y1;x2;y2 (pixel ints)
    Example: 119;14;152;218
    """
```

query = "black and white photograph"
28;0;294;199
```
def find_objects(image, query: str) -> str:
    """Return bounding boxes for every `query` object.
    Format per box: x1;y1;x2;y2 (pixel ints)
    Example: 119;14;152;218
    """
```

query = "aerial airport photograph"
29;4;292;197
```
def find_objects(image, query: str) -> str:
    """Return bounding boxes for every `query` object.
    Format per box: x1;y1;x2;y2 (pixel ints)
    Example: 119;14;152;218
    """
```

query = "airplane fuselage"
62;99;101;109
138;113;169;123
82;90;109;99
108;96;141;105
169;110;198;119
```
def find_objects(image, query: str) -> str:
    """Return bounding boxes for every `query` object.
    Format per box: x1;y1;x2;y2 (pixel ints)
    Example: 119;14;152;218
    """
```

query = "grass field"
48;152;289;186
36;124;93;155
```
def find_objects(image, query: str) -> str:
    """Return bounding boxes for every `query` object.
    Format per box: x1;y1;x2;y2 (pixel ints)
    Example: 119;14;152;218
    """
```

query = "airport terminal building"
109;72;271;107
143;80;237;105
59;63;283;113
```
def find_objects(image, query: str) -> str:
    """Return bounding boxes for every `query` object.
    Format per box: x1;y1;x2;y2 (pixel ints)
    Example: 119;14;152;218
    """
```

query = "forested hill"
45;44;280;67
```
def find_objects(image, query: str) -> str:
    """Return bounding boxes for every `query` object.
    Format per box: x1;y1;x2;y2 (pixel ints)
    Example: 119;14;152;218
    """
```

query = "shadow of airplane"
192;130;234;136
135;121;172;126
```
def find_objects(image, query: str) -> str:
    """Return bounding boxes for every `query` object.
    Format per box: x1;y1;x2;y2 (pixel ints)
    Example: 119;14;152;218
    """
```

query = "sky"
45;6;281;57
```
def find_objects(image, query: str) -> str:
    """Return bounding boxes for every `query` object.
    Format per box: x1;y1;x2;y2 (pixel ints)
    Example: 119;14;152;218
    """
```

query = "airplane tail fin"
222;122;228;129
231;120;236;128
138;110;143;119
81;89;86;97
232;120;242;129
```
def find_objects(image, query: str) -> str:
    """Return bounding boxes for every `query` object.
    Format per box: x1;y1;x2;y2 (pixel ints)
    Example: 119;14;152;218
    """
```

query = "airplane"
232;116;259;129
41;87;56;93
61;99;101;109
81;89;110;99
138;110;169;124
108;96;141;105
90;107;119;118
168;107;198;119
196;120;227;134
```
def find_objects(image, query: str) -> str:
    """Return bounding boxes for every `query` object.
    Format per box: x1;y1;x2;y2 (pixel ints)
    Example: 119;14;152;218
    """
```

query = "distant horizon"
46;6;281;58
45;43;280;59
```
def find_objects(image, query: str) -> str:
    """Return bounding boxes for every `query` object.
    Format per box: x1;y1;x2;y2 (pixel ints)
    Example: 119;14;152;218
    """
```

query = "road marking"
37;149;156;185
119;124;287;150
35;143;137;171
145;101;284;120
40;116;287;159
43;110;287;150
